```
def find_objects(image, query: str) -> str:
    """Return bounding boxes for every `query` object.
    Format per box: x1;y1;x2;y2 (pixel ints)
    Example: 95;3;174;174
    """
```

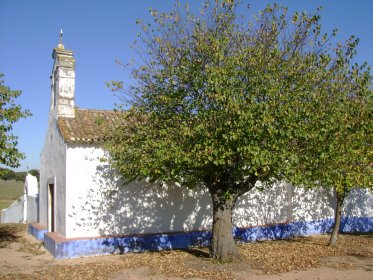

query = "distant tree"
28;169;40;181
14;171;27;182
107;1;372;259
0;73;31;175
0;167;16;181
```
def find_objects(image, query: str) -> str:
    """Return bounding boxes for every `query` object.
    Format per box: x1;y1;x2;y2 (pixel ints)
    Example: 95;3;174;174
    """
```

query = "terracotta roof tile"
58;108;120;144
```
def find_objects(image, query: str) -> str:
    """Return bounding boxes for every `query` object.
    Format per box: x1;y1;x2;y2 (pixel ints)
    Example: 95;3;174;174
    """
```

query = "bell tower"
50;30;75;118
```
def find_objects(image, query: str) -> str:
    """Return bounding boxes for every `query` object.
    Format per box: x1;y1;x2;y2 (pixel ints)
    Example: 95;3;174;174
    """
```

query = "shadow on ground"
180;247;210;258
0;224;25;248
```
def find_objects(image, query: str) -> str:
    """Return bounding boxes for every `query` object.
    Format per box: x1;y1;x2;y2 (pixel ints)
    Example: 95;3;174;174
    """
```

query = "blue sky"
1;0;372;171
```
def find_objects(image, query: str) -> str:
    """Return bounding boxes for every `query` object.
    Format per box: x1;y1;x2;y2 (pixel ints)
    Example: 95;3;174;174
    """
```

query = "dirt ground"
0;224;372;280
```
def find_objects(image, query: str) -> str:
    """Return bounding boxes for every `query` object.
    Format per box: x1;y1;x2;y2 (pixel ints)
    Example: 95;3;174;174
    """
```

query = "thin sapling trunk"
329;187;346;246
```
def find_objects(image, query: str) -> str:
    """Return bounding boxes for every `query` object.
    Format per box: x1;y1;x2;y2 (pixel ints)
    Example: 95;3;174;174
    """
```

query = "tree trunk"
329;188;344;246
210;190;240;260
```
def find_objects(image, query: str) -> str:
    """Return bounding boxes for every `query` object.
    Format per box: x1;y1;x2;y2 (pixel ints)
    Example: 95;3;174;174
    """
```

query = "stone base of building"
28;216;373;259
28;223;48;241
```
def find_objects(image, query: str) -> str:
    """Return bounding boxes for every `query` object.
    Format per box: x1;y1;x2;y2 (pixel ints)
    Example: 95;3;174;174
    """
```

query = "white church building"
29;41;373;259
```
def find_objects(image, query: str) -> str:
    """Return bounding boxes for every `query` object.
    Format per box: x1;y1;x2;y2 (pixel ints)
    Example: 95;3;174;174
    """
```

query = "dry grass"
0;224;44;255
0;180;24;201
16;237;45;255
0;224;25;248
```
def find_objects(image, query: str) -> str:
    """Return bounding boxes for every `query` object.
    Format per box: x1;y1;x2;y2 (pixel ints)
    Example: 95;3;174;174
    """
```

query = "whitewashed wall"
26;196;38;223
24;174;39;223
65;144;213;238
62;143;372;238
1;196;24;223
344;188;373;217
234;183;293;227
292;187;336;221
235;184;373;228
63;143;373;239
1;175;39;224
39;109;67;236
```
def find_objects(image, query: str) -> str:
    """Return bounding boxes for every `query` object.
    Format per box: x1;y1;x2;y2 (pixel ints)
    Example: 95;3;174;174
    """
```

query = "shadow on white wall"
69;158;373;238
74;162;212;236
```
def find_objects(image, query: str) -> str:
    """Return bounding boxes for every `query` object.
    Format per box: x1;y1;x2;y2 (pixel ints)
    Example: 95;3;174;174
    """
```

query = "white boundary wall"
1;174;38;223
1;196;24;223
60;144;373;239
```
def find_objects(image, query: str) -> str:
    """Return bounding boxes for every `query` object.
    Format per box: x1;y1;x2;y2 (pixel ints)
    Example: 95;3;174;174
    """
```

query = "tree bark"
329;188;345;246
210;189;240;260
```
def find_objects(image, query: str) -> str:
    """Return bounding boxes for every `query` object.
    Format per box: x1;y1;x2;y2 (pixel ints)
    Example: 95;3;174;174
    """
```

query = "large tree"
0;73;30;174
106;1;371;259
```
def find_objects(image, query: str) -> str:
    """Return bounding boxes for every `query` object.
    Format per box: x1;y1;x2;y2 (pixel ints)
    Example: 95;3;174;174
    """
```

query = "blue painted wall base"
30;216;373;259
28;223;48;241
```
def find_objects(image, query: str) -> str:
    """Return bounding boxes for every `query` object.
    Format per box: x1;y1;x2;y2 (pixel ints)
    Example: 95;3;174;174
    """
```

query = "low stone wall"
1;174;39;224
1;196;24;223
1;195;39;223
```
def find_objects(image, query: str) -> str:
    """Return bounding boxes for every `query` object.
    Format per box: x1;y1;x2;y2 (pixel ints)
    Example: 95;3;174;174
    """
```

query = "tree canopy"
0;73;31;174
288;56;372;245
106;1;372;259
0;167;16;181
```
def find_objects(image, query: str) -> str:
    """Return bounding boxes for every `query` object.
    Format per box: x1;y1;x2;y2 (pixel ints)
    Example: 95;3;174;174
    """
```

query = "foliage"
106;1;371;259
0;167;38;182
287;52;372;245
285;37;372;189
0;73;31;174
0;167;16;181
289;78;372;194
28;169;40;181
14;171;27;182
